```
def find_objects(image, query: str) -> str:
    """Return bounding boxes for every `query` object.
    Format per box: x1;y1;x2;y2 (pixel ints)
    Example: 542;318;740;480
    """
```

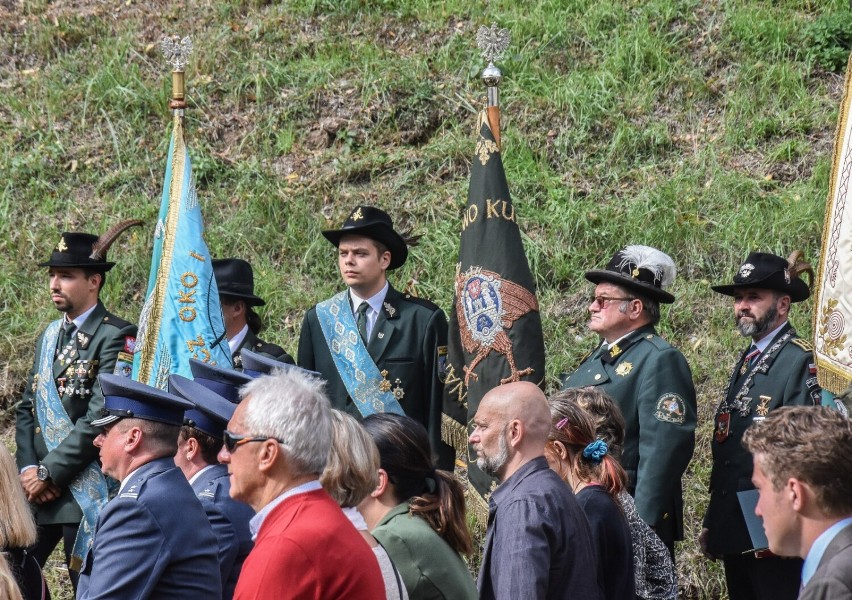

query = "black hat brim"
218;291;266;307
322;223;408;270
711;278;810;303
585;269;675;304
38;259;115;271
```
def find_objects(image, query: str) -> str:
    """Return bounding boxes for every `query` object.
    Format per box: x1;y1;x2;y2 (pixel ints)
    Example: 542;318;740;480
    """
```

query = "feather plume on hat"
618;245;676;288
786;250;814;289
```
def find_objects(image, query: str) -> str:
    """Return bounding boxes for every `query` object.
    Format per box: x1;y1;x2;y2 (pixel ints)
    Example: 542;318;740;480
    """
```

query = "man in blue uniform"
701;251;821;600
170;374;254;600
560;245;696;555
77;374;221;599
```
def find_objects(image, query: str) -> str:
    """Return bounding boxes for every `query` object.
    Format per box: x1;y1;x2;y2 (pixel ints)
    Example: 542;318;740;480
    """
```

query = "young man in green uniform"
297;205;451;467
561;245;697;556
701;251;821;600
15;227;138;590
212;258;293;370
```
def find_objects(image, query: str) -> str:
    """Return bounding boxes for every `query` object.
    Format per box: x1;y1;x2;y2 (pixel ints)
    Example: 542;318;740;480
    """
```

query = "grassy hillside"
3;0;851;597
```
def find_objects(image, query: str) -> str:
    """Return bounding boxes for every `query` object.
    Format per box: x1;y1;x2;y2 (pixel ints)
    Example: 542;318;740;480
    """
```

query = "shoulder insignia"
654;393;686;424
641;334;671;351
124;336;136;353
402;294;441;312
102;312;134;331
790;338;814;352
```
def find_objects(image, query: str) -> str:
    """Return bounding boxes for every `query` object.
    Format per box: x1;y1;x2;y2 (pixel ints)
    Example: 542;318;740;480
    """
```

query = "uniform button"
594;374;601;381
35;426;41;434
721;490;728;497
663;513;669;520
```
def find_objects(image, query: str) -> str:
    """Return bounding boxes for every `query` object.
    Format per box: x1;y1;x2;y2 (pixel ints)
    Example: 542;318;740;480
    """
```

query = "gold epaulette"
791;338;814;352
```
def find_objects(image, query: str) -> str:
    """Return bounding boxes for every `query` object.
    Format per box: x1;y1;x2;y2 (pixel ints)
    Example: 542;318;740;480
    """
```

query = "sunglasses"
222;430;286;452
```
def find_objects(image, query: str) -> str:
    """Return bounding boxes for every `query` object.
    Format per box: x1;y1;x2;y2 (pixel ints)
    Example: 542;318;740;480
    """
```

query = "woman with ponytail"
547;390;635;600
359;413;477;600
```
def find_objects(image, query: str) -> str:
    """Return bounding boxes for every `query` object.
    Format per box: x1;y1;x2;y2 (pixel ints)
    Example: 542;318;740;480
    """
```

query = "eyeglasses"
222;430;286;452
590;295;635;308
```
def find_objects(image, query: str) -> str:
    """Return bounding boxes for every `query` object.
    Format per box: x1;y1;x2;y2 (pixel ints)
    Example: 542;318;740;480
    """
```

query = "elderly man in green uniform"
15;225;138;590
561;245;697;557
700;251;821;600
213;258;294;370
297;205;452;468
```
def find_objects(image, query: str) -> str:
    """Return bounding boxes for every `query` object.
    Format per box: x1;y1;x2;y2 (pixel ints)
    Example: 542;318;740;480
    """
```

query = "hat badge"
738;263;755;279
351;207;364;221
784;268;790;284
56;236;68;252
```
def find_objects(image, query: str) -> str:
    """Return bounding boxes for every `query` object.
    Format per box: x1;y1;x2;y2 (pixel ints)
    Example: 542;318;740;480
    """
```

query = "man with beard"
469;381;601;600
701;251;821;600
15;225;138;590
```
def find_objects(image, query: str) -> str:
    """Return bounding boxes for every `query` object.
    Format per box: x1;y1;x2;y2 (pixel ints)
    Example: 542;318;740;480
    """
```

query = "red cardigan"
234;488;384;600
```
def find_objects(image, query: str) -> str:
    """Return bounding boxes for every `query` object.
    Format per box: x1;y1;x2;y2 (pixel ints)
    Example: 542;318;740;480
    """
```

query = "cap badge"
738;263;755;279
56;236;68;252
631;268;640;278
351;207;364;221
784;269;790;284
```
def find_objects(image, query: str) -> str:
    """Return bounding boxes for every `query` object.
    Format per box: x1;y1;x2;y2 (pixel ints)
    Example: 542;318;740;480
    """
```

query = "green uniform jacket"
232;328;294;370
297;285;448;461
703;323;820;556
372;503;477;600
561;324;696;544
15;302;136;525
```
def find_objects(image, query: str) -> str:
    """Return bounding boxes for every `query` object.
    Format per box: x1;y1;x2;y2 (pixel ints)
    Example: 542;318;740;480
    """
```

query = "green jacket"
232;328;294;370
703;323;820;556
372;503;477;600
15;302;136;525
561;324;696;544
297;285;448;463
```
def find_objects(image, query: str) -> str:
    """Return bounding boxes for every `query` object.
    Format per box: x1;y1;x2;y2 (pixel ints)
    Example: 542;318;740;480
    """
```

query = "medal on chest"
714;412;731;443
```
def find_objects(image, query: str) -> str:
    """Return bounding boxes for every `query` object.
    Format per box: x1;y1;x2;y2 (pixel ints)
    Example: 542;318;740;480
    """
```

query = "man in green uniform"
297;205;451;467
213;258;293;369
701;251;821;600
561;245;696;556
15;227;138;589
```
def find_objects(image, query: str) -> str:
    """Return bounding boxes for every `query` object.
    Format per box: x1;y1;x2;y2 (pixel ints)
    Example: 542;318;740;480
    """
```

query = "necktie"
356;302;370;343
745;345;760;364
56;321;77;356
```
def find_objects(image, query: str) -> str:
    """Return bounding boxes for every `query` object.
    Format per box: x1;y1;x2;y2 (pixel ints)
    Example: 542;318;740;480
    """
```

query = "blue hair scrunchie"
583;439;608;463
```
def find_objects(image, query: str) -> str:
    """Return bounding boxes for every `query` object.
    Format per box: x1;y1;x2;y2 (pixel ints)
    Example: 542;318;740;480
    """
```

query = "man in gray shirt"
470;381;603;600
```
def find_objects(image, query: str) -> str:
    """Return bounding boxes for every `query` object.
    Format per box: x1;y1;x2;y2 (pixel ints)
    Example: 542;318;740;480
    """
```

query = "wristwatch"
36;464;50;482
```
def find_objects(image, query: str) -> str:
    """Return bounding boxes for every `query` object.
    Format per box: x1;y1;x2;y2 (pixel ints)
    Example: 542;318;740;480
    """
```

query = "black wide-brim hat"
585;245;676;304
322;205;408;270
38;232;115;271
711;251;810;303
212;258;265;306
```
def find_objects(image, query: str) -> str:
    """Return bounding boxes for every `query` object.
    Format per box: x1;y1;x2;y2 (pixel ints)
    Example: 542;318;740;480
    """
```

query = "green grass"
2;0;851;597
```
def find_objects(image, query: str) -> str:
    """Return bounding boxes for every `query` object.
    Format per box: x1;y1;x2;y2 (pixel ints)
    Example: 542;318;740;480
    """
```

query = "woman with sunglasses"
359;413;477;600
546;390;635;600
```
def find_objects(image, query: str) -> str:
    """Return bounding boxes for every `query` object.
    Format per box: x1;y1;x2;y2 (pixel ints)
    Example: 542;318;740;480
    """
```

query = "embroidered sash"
35;320;113;571
315;292;404;417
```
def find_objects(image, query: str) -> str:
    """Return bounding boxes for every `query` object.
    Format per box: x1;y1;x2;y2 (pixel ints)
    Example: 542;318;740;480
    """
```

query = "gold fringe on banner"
441;413;469;458
817;368;851;397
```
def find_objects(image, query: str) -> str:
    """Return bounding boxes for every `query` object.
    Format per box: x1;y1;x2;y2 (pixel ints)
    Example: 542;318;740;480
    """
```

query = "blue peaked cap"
168;374;235;439
240;349;323;380
189;358;254;403
94;374;193;427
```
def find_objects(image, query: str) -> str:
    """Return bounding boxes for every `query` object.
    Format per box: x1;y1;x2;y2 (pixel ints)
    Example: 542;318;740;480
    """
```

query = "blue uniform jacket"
77;457;221;599
192;463;254;600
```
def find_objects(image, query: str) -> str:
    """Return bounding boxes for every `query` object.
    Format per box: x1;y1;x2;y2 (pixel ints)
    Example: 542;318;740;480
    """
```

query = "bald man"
470;382;603;600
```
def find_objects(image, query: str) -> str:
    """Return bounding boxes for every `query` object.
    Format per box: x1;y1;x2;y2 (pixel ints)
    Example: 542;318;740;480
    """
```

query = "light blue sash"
35;320;113;571
316;292;404;417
